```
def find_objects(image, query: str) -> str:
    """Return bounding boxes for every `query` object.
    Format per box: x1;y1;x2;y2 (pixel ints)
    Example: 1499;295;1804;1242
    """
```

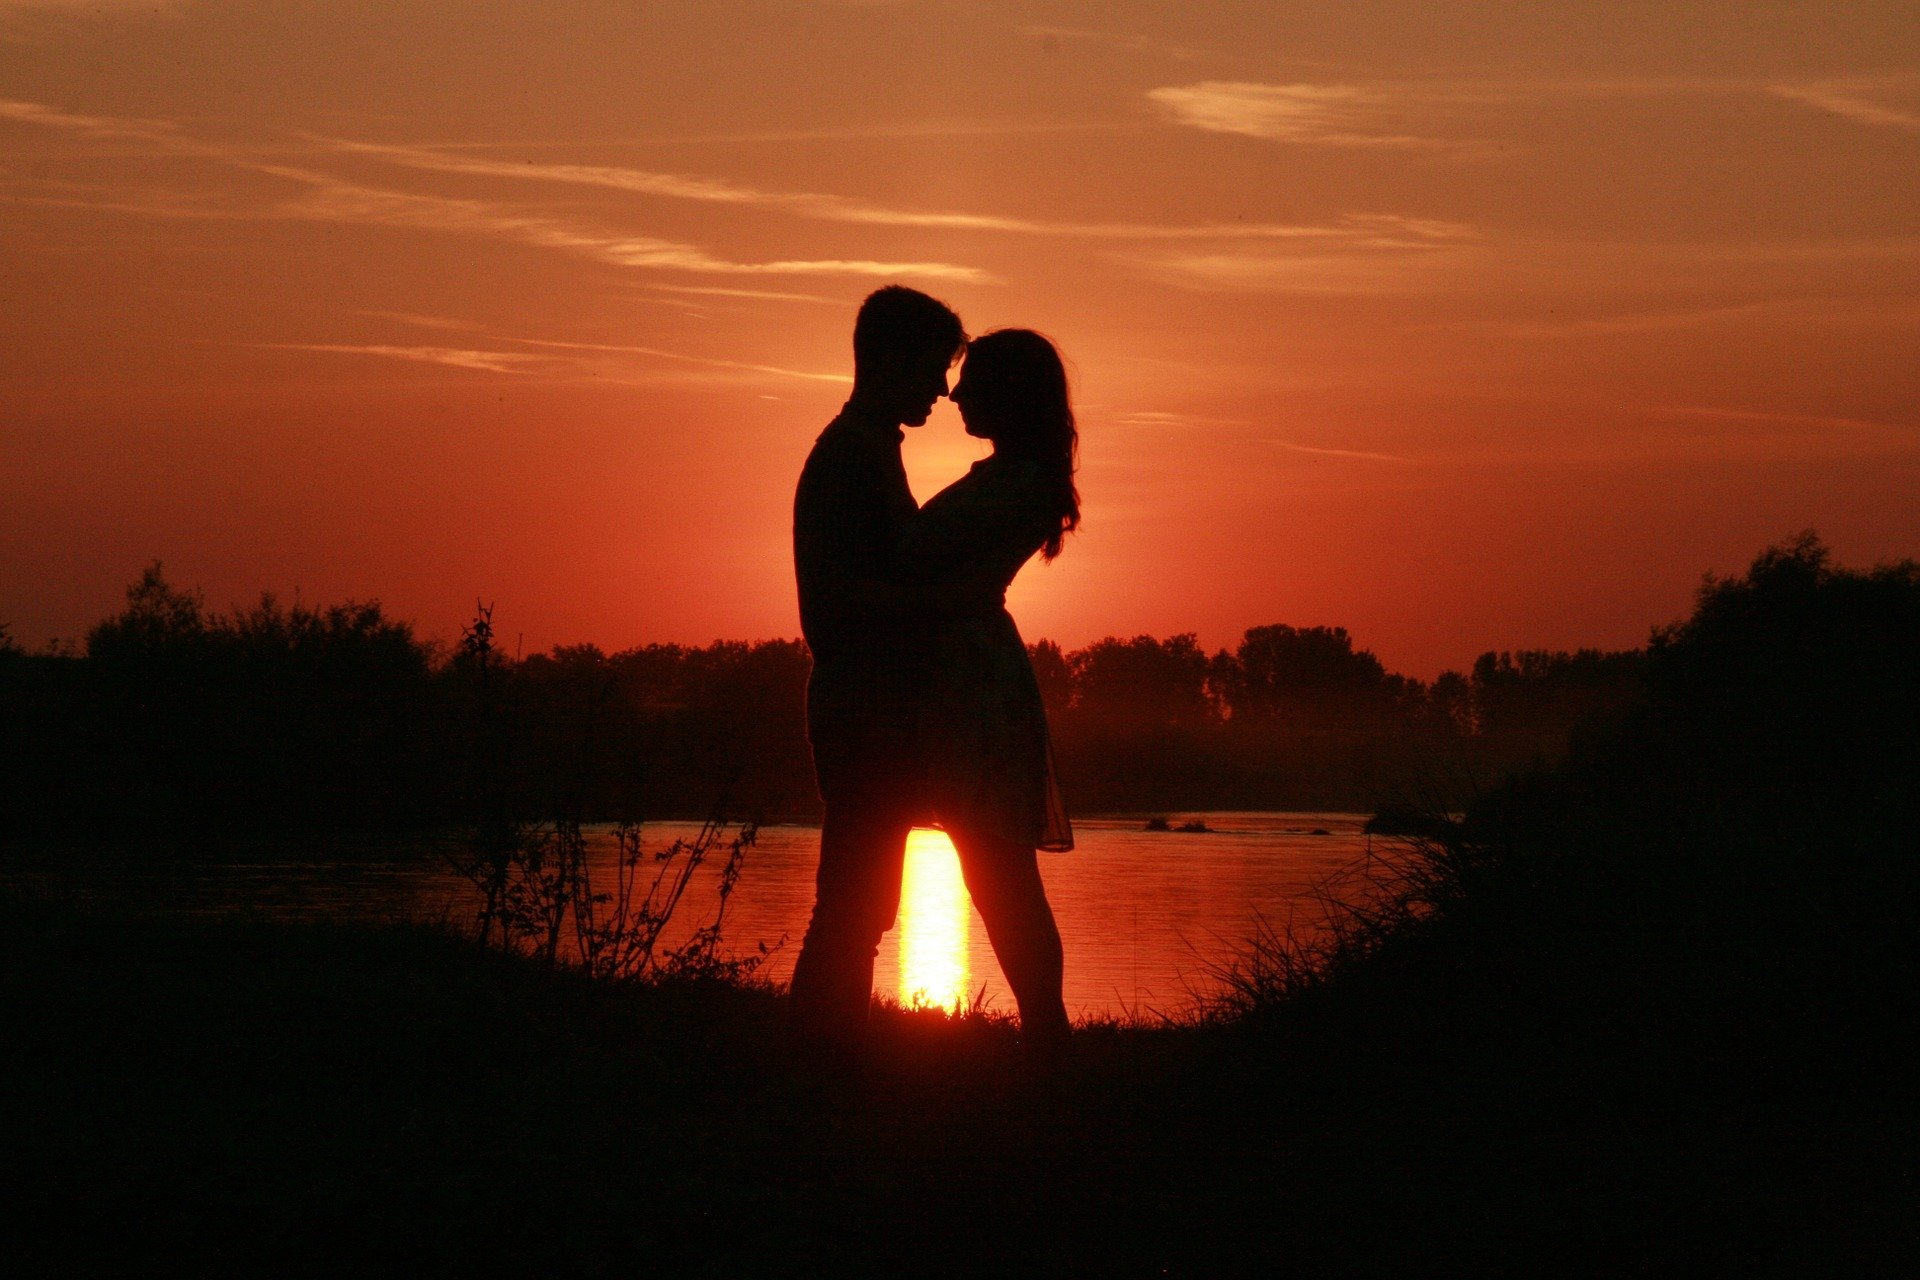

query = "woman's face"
949;360;1006;442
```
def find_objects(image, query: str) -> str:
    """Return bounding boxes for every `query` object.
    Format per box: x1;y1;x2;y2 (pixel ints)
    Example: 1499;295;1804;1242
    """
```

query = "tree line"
0;564;1644;837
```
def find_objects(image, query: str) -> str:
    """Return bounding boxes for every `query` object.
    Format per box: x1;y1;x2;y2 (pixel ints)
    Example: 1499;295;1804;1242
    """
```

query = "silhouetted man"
789;285;965;1053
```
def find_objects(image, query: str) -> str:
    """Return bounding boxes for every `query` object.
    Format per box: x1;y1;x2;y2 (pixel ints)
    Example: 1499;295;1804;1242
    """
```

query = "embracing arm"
892;464;1046;609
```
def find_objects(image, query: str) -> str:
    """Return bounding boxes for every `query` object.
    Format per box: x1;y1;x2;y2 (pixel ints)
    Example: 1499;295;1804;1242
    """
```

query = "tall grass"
1206;823;1466;1017
445;601;778;983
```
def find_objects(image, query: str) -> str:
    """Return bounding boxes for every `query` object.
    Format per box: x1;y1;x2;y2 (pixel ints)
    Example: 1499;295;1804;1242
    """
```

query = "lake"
8;813;1389;1020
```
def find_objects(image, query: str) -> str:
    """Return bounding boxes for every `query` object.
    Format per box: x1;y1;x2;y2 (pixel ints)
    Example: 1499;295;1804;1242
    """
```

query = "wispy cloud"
1148;74;1894;152
1113;411;1412;462
319;137;784;205
1263;439;1414;463
354;310;485;332
0;99;990;281
0;98;178;138
1114;410;1248;427
1141;251;1453;295
1021;23;1213;62
646;284;844;305
314;133;1437;243
249;334;851;386
1331;213;1478;244
260;163;988;279
1489;299;1793;338
1132;214;1479;295
602;117;1128;146
504;337;850;384
1769;79;1920;133
1121;412;1236;427
254;343;547;374
6;98;1459;260
1148;81;1448;148
1650;404;1910;434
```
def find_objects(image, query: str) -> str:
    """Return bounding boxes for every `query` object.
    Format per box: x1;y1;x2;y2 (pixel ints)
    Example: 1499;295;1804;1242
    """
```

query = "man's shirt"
793;403;917;671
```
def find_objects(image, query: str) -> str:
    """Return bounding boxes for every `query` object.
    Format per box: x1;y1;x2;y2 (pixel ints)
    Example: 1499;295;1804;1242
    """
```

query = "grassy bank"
4;896;1906;1277
8;538;1916;1274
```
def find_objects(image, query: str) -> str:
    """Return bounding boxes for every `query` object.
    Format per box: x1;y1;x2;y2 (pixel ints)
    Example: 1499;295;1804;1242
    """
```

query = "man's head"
850;285;966;428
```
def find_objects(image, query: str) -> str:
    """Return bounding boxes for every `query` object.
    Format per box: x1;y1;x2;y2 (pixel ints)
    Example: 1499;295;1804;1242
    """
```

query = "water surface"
9;812;1383;1020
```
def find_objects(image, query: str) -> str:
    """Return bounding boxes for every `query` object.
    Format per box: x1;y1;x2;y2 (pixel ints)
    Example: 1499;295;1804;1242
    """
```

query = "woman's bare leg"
947;825;1070;1047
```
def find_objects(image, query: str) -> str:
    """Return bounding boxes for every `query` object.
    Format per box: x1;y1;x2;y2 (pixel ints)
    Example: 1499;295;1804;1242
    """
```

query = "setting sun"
894;827;972;1013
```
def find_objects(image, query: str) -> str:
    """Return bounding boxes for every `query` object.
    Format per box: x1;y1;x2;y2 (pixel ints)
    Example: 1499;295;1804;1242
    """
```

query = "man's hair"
852;285;965;377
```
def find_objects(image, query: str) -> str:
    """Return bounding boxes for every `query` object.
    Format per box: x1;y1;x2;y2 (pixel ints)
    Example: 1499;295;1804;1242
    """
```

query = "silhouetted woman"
900;328;1079;1051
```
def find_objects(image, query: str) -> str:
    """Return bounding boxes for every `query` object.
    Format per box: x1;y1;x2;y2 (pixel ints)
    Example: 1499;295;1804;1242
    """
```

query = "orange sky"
4;1;1917;677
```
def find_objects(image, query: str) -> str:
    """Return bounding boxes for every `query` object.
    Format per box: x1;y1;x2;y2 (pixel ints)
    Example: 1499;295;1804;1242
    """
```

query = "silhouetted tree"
73;565;441;828
1426;669;1474;734
1458;647;1645;783
1028;639;1072;718
1068;633;1216;727
1219;624;1389;721
2;564;1689;837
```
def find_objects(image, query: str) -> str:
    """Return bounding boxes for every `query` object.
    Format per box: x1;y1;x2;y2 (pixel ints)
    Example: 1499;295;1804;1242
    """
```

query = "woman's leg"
947;824;1070;1045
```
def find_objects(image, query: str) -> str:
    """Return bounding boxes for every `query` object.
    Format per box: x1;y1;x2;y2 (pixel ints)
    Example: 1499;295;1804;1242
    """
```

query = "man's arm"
794;433;915;627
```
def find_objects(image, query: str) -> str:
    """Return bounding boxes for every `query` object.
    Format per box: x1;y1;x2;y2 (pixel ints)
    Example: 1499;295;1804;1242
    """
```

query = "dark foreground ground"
3;897;1911;1278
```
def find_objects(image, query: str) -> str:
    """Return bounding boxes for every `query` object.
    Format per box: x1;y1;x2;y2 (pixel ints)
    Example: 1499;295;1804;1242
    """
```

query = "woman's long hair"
964;328;1081;561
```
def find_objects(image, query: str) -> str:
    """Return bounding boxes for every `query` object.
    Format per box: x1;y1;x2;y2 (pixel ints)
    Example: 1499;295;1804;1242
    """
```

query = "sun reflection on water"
896;827;970;1012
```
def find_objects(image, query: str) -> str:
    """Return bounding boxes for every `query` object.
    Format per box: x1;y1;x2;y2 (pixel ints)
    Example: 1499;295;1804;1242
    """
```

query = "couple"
789;285;1078;1059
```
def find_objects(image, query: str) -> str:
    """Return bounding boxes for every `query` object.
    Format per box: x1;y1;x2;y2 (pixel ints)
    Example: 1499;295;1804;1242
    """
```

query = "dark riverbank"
5;896;1907;1277
11;537;1920;1273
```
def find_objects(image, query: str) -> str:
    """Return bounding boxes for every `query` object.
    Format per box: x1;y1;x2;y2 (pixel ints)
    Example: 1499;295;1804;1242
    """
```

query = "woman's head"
951;329;1080;560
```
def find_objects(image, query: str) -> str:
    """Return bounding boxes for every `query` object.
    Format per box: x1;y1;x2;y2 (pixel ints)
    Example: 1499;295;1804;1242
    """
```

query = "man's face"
895;348;954;428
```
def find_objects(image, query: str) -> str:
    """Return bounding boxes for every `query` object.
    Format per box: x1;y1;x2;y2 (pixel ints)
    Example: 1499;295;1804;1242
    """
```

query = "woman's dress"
900;455;1074;852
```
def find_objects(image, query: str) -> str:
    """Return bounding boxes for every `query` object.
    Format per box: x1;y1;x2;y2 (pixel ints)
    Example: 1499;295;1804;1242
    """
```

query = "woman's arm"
892;463;1045;608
